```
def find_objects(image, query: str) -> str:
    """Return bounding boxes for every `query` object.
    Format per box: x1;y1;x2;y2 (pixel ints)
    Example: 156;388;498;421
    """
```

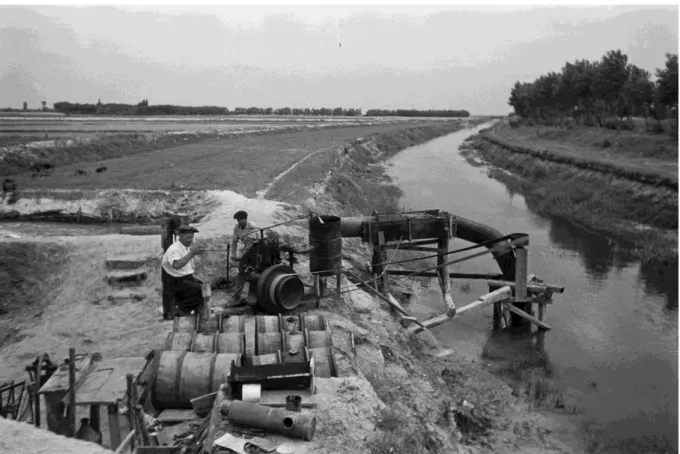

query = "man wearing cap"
162;225;206;316
230;210;259;304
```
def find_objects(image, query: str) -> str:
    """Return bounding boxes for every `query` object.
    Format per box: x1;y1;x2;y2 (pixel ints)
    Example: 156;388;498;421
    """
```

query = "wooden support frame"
408;286;512;335
487;279;564;294
388;270;504;280
503;303;551;330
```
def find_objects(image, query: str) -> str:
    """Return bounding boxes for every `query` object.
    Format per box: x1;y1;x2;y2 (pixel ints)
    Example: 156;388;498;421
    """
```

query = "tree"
655;53;678;111
621;64;654;122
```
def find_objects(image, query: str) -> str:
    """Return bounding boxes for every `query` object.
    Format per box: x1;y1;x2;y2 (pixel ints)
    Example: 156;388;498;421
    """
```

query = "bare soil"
0;121;586;453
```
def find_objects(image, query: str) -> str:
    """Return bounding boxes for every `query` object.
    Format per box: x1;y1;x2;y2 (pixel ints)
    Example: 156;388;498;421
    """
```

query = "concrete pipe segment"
256;264;305;314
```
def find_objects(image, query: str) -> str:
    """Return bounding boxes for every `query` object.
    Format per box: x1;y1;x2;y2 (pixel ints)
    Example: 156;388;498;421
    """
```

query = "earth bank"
0;120;585;453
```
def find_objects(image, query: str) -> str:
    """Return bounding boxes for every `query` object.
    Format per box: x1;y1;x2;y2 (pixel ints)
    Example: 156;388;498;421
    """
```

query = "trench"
387;122;679;453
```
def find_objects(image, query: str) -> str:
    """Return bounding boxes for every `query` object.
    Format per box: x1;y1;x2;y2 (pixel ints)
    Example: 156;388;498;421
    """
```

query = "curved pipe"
339;215;516;281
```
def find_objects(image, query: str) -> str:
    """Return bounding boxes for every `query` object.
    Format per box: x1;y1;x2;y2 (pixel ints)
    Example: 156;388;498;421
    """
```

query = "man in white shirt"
230;210;259;304
162;225;206;315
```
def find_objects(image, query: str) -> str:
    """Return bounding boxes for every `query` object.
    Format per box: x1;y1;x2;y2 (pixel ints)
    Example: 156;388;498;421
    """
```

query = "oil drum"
153;351;242;409
255;315;280;333
221;315;245;333
199;318;219;334
164;332;195;351
191;333;216;353
256;332;283;356
309;215;342;277
215;333;246;354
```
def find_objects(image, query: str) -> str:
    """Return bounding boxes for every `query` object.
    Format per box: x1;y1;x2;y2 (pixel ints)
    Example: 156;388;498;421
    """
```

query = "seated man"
162;225;206;316
230;210;259;304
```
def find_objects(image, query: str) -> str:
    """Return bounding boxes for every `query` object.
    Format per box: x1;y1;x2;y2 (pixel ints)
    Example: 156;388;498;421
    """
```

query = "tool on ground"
220;400;317;441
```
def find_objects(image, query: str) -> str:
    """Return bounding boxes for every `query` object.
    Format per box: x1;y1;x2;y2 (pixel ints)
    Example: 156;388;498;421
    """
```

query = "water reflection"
639;258;679;312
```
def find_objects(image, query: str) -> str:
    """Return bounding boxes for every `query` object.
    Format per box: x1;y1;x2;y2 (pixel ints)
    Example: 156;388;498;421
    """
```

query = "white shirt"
233;221;258;254
162;240;195;278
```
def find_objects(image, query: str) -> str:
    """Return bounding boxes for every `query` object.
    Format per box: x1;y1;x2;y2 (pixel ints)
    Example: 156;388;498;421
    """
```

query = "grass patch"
368;408;442;454
466;137;678;264
482;122;677;188
0;241;68;347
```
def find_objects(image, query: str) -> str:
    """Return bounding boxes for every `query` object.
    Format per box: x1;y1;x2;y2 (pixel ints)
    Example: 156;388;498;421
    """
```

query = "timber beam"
487;279;564;294
387;270;504;280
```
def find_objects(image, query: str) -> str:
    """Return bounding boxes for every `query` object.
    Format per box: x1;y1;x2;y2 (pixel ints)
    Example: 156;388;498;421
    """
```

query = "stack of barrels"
254;314;336;378
153;314;246;409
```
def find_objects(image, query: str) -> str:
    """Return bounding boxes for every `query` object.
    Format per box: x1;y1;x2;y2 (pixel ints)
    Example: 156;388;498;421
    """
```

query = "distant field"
7;122;442;194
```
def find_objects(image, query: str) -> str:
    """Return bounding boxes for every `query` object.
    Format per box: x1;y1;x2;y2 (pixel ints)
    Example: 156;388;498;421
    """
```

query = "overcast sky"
1;4;677;114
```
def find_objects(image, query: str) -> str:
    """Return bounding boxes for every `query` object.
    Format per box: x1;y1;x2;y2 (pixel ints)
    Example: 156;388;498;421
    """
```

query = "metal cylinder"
255;315;280;333
269;273;305;310
191;333;215;353
199;318;219;334
339;217;369;239
221;315;245;333
165;332;194;351
309;215;343;277
215;333;245;354
256;332;283;355
286;395;302;413
220;400;317;441
153;351;242;409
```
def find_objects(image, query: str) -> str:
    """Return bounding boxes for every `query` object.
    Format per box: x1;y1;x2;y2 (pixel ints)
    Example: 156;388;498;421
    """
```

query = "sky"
0;3;678;115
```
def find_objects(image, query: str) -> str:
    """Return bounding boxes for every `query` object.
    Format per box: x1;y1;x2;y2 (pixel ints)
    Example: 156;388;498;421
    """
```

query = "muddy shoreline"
462;131;678;265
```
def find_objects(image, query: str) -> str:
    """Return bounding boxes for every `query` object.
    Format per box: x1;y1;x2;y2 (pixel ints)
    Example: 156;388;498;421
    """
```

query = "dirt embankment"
464;122;678;265
0;120;585;454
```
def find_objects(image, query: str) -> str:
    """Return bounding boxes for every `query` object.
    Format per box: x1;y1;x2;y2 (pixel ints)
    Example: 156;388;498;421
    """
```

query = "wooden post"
34;354;43;428
125;374;136;452
511;246;530;327
68;348;76;438
320;278;327;298
372;232;386;293
438;233;456;316
336;271;341;296
108;404;121;450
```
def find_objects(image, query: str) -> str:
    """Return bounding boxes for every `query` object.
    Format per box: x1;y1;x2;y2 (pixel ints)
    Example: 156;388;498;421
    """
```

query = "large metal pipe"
339;215;516;281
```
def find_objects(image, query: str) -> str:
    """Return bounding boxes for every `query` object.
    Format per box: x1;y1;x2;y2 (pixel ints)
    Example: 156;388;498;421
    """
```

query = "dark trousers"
167;273;204;314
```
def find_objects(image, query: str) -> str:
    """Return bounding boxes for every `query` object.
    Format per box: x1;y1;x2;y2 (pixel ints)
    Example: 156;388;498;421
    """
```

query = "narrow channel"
388;122;679;453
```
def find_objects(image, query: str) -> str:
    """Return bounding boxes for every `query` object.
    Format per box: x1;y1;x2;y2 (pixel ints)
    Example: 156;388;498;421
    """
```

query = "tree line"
49;100;469;118
365;109;469;117
508;50;678;132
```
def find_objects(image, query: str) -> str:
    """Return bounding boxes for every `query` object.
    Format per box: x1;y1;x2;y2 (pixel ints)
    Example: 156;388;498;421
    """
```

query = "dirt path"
255;146;333;199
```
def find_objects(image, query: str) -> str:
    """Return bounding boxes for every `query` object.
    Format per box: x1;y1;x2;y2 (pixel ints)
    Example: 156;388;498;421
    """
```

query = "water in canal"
388;123;678;453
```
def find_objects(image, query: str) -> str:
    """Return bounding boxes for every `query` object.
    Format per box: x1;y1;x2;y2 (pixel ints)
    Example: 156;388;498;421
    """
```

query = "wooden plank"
157;409;199;423
388;270;504;280
113;429;136;454
39;353;102;395
259;389;316;408
190;392;217;418
487;279;564;294
514;247;528;301
108;404;121;450
407;286;512;335
503;303;552;330
63;357;147;405
68;348;76;438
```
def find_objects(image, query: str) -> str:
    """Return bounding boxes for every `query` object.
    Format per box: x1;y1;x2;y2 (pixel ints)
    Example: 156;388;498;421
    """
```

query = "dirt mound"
0;418;112;454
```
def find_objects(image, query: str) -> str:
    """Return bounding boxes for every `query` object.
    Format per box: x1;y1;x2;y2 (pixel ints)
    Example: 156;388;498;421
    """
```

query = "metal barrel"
191;333;216;353
215;333;246;354
256;332;283;355
255;315;280;333
309;215;343;277
301;315;326;332
282;331;306;363
153;351;242;409
221;315;245;333
164;332;195;351
199;318;219;334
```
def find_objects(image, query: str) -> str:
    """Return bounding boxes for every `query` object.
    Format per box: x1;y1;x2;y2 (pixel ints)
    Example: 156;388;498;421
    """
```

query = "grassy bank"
463;133;678;264
482;122;678;189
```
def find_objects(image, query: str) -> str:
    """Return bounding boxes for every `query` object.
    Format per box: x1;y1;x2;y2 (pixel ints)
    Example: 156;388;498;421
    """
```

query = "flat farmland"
6;121;444;195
